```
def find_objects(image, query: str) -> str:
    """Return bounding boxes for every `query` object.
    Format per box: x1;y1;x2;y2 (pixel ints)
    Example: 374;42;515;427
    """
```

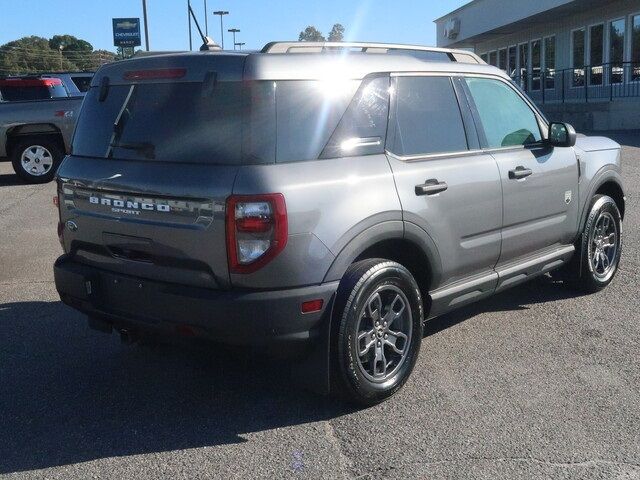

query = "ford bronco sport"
54;42;625;405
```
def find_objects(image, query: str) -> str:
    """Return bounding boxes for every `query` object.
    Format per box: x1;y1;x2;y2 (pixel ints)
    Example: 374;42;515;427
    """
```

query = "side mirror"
547;122;576;147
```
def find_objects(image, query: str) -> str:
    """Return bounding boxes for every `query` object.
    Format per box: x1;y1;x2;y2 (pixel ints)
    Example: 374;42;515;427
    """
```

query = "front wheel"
332;259;424;406
569;194;622;293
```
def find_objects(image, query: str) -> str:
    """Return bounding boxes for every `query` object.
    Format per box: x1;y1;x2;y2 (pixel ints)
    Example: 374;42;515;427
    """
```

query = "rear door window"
389;76;468;156
464;77;542;148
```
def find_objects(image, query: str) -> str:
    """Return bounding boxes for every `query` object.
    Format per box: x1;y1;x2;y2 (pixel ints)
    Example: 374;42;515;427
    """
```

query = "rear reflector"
301;299;324;314
123;68;187;81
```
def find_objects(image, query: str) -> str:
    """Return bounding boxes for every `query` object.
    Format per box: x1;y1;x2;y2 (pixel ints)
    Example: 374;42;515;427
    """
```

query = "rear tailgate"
57;53;247;289
58;157;236;288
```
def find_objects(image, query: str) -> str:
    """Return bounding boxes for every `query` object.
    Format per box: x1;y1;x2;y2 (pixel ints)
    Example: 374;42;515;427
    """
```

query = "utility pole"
187;0;192;50
142;0;150;51
228;28;240;50
235;42;245;50
204;0;208;36
214;11;229;49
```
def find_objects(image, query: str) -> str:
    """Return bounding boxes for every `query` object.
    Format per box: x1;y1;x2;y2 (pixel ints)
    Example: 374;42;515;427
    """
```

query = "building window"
531;39;541;90
632;15;640;81
544;36;556;89
589;24;604;85
518;43;529;91
488;50;497;66
480;53;488;63
508;46;517;78
572;28;586;86
609;19;625;84
499;48;507;73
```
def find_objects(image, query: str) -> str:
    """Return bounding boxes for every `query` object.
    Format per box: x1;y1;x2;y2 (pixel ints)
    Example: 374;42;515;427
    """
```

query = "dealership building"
435;0;640;130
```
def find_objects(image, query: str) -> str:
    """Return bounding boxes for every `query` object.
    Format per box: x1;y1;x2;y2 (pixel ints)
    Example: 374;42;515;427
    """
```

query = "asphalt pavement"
1;133;639;479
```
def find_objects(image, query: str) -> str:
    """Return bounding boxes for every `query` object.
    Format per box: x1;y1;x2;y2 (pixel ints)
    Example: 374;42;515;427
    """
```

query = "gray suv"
54;42;625;405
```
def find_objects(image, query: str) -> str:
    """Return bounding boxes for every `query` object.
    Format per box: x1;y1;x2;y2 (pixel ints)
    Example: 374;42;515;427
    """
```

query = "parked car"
40;72;94;96
0;76;68;102
0;94;82;182
53;42;625;406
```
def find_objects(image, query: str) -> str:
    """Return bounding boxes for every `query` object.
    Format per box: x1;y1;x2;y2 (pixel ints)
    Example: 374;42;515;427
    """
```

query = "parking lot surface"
1;133;639;479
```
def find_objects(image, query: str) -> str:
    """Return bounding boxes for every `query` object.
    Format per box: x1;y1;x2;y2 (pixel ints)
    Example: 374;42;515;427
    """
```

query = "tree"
299;26;325;42
328;24;345;42
0;36;76;75
0;35;116;76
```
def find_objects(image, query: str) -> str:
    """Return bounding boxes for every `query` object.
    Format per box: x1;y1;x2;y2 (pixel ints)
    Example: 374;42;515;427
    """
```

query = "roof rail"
260;41;483;64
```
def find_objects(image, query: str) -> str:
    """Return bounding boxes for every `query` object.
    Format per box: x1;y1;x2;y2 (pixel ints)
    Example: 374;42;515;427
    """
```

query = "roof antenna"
188;3;222;51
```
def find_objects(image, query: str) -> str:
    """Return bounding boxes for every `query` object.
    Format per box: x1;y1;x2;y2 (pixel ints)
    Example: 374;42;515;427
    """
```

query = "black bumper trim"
54;256;338;347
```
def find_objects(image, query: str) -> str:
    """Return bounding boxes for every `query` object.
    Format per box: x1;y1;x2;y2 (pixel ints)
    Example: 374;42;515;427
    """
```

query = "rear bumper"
54;255;338;348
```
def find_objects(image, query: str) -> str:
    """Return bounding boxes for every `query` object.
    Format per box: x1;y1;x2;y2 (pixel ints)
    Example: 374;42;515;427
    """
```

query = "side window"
321;76;390;158
275;80;359;163
389;76;468;157
464;77;542;148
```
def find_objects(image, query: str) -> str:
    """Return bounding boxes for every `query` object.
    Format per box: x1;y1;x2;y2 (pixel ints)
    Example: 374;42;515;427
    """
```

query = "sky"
0;0;467;52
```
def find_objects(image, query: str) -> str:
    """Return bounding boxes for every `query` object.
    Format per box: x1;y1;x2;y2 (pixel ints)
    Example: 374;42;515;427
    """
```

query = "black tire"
10;137;64;184
332;259;424;406
568;194;622;293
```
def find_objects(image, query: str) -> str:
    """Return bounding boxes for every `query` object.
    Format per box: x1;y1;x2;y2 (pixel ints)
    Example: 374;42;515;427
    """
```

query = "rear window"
0;84;66;101
73;81;243;164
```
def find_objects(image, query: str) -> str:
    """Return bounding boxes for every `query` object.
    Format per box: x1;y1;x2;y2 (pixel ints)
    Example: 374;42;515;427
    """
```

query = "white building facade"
435;0;640;130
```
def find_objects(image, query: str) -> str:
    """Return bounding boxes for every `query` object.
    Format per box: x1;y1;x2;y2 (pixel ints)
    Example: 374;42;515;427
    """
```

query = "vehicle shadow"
424;274;585;337
0;275;583;474
0;173;26;187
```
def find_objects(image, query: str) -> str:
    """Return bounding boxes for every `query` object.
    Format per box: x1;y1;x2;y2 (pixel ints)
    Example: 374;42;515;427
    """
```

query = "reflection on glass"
544;37;556;90
610;19;625;84
590;24;604;85
572;29;585;87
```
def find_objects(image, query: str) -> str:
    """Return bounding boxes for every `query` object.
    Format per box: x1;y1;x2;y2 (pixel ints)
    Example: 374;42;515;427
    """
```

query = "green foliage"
298;26;325;42
328;24;345;42
298;24;346;42
0;35;116;76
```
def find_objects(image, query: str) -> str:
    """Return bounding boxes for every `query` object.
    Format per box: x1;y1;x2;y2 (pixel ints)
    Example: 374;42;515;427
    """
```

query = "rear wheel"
11;137;64;184
332;259;423;406
568;194;622;293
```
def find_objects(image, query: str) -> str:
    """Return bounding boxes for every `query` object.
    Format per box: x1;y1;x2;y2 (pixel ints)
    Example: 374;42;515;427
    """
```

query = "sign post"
113;18;142;56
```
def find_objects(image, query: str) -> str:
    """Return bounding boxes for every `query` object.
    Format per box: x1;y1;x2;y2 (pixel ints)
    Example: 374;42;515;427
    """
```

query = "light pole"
228;28;240;50
204;0;208;36
142;0;150;51
214;11;229;49
235;42;245;50
58;44;64;70
187;0;192;50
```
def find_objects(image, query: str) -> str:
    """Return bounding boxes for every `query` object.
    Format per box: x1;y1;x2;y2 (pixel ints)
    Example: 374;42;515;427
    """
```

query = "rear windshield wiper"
107;141;156;159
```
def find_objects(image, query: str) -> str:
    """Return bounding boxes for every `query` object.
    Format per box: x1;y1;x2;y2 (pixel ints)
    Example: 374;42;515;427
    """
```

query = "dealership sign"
113;18;141;47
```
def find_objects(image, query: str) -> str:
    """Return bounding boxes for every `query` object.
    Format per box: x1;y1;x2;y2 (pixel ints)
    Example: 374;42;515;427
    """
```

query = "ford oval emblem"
66;220;78;232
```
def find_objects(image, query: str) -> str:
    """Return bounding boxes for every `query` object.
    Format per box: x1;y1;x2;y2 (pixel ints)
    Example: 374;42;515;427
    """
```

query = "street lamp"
228;28;240;50
214;11;229;49
235;42;245;50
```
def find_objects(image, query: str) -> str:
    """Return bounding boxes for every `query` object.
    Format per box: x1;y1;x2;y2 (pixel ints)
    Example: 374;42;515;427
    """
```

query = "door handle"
415;179;448;196
508;166;533;179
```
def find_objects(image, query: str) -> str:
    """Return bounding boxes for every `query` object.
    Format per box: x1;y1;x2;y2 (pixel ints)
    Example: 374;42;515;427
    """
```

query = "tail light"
226;194;287;274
